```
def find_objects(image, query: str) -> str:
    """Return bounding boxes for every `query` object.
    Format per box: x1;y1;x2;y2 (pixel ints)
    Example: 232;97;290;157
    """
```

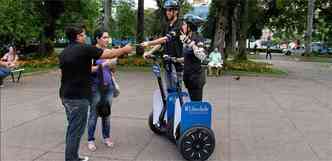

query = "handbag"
96;64;111;117
96;97;111;118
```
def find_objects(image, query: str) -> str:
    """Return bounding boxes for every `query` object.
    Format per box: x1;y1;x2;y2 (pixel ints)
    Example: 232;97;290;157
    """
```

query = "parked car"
112;39;129;47
282;47;305;56
311;42;328;54
283;42;330;56
328;48;332;54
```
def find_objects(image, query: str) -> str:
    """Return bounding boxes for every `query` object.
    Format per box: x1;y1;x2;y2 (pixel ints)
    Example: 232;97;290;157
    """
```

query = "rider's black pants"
183;72;205;101
187;87;203;101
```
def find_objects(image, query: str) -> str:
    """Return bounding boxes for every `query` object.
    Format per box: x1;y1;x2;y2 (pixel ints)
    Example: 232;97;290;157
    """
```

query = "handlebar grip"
163;55;182;63
145;54;157;60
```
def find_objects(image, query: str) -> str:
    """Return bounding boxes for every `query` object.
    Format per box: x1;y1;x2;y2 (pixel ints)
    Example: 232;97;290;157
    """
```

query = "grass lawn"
289;55;332;63
17;54;288;78
224;69;288;77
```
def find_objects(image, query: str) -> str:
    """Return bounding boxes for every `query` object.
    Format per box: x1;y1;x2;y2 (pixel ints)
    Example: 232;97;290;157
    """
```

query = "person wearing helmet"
141;0;184;92
180;14;207;101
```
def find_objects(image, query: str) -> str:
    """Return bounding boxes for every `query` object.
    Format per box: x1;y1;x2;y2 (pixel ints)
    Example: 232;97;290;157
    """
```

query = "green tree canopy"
112;0;136;39
0;0;101;54
57;0;101;38
0;0;41;45
266;0;332;44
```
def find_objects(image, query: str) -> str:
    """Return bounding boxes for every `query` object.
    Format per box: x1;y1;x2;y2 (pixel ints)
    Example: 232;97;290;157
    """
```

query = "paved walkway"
1;58;331;161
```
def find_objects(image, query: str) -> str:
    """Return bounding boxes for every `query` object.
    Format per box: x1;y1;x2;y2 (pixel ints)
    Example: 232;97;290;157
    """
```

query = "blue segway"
147;55;215;161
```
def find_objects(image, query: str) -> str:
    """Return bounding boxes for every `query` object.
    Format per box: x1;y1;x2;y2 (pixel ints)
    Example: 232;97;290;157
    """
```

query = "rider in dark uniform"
180;14;207;101
141;0;183;92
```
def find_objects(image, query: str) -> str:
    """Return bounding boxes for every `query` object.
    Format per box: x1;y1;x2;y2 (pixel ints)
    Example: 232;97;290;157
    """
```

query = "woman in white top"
1;46;19;69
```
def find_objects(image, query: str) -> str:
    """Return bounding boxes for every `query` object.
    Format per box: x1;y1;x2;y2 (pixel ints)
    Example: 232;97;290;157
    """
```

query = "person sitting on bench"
1;46;19;69
0;46;19;87
208;48;223;76
1;46;23;84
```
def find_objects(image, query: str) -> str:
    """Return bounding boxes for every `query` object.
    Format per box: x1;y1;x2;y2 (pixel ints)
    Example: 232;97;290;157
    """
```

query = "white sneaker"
104;137;114;147
87;141;96;151
79;156;89;161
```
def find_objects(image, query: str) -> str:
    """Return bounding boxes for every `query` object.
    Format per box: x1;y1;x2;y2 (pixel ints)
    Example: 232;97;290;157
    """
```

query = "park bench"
207;60;224;77
208;66;223;77
10;68;24;83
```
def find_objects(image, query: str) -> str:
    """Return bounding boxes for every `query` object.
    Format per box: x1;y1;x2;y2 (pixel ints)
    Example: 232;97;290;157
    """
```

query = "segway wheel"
148;112;164;135
177;127;215;161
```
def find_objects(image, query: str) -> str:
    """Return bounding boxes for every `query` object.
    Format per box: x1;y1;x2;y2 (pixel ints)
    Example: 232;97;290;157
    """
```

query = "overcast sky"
143;0;158;9
131;0;157;9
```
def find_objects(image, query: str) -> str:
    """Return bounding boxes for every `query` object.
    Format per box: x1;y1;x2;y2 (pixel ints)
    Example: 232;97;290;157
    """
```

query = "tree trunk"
225;27;232;60
39;17;55;56
224;0;240;57
39;31;47;56
136;0;144;55
154;0;164;35
231;4;239;54
213;12;224;53
38;0;64;56
225;1;238;60
103;0;112;31
213;1;227;56
236;0;248;61
305;0;316;56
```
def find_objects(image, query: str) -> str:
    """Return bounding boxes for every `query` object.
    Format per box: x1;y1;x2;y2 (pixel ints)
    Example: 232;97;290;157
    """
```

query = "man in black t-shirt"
141;0;183;91
59;24;132;161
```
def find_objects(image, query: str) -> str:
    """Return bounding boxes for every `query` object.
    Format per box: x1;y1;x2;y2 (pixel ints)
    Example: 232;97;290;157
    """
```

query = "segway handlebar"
145;54;158;61
120;43;142;57
145;54;184;66
163;55;184;65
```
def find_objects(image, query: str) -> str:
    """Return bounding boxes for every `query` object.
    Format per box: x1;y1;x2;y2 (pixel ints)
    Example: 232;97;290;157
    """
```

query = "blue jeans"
0;67;10;78
88;87;113;142
62;98;89;161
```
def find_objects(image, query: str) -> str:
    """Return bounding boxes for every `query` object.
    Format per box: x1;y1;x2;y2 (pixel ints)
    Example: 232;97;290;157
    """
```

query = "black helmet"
183;14;206;31
163;0;179;10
